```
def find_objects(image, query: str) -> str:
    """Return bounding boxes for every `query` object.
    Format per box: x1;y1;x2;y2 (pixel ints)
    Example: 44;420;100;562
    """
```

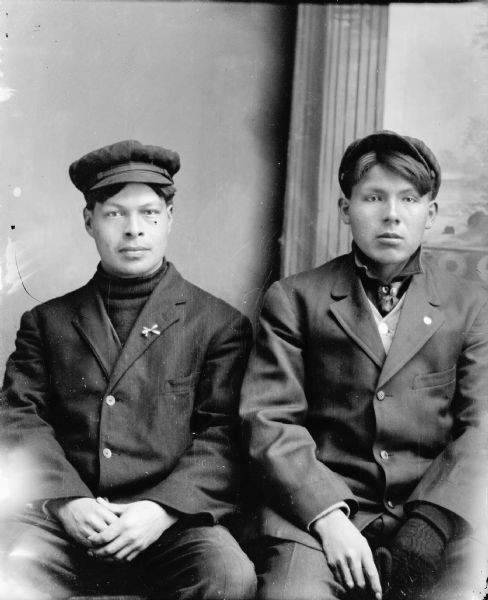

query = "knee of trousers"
200;545;257;600
254;540;343;600
257;577;342;600
191;528;257;600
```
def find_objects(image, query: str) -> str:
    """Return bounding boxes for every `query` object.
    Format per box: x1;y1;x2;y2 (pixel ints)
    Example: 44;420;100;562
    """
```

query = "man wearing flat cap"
0;140;256;599
241;131;488;600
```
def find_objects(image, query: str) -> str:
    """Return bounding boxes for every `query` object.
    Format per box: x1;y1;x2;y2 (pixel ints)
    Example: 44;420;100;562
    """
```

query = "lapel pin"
423;316;432;325
141;324;161;338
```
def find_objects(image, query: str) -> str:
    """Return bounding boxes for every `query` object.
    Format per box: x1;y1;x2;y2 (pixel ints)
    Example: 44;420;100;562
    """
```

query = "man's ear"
83;207;94;238
425;201;438;230
338;196;351;225
166;203;174;230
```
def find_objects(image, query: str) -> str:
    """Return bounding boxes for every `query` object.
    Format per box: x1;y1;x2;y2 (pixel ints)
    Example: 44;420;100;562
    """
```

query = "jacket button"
105;395;115;406
386;500;395;509
102;448;112;459
380;450;389;460
376;390;385;401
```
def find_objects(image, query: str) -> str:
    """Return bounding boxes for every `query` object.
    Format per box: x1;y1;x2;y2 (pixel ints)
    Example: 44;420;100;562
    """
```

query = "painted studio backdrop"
0;0;295;370
1;1;488;371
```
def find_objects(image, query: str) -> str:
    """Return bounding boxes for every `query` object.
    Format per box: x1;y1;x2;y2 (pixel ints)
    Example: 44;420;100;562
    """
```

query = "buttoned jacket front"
2;263;252;523
240;252;488;549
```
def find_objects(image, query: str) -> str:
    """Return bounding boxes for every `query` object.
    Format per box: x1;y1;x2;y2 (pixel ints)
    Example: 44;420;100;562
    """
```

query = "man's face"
84;183;173;278
339;164;437;278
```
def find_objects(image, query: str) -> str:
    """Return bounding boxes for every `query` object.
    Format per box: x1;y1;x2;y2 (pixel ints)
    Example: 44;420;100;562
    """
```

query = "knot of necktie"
376;282;402;316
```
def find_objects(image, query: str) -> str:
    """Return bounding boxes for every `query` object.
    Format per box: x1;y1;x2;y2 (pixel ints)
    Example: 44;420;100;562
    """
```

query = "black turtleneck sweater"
94;261;168;346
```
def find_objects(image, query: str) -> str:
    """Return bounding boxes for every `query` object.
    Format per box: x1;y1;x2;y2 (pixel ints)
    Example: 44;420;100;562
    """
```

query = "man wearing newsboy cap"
241;131;488;600
0;140;256;599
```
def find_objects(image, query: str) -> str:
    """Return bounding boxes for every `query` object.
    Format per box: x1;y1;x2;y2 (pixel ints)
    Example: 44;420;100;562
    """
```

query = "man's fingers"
346;553;366;589
96;497;128;515
113;543;137;562
87;521;121;546
77;528;98;547
336;559;355;590
98;506;119;526
126;548;144;562
329;563;346;591
363;554;382;599
90;543;141;563
89;536;127;558
126;548;142;562
330;552;379;597
89;514;114;533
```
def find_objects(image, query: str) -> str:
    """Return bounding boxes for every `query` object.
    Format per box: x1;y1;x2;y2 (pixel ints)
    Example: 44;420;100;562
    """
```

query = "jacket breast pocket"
412;366;456;391
164;371;201;393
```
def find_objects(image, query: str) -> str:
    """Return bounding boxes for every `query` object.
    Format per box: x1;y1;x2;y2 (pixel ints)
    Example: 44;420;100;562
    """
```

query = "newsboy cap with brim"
338;130;441;199
69;140;181;195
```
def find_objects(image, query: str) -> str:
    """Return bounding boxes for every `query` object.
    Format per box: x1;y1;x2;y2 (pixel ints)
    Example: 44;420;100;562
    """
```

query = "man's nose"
124;213;144;236
383;197;400;223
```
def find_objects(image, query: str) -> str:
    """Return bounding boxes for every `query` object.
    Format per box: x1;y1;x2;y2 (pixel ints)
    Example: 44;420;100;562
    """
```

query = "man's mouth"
119;246;150;251
378;233;402;239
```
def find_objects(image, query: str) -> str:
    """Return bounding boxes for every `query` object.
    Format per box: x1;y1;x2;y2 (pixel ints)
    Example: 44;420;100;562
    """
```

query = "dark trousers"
252;516;487;600
0;507;257;600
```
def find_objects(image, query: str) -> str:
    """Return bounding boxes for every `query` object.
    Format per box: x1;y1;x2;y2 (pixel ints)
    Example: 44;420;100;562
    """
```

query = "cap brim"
89;169;173;191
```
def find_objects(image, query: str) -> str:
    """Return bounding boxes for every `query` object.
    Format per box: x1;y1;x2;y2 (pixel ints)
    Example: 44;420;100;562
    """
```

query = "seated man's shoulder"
24;280;95;321
269;253;351;298
179;276;251;331
425;261;488;308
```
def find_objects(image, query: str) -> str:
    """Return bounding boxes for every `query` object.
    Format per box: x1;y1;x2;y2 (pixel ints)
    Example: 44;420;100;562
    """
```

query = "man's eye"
403;196;418;203
105;211;120;217
366;195;380;202
144;210;159;215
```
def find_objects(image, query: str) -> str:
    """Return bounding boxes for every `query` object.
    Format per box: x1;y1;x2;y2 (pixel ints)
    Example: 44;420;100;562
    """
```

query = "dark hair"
343;150;434;199
84;183;176;210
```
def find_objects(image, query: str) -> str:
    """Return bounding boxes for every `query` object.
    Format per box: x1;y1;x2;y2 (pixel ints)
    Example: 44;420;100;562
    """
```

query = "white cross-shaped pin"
141;324;161;338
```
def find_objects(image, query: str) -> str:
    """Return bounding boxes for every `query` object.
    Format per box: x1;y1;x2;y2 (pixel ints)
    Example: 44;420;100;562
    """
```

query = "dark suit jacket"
1;263;252;524
240;252;488;549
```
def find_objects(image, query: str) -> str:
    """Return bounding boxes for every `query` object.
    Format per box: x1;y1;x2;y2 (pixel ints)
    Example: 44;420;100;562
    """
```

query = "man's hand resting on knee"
312;509;382;600
47;497;119;547
86;498;178;562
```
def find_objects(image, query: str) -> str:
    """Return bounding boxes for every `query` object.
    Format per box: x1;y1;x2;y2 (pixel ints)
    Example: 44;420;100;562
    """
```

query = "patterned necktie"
376;281;402;316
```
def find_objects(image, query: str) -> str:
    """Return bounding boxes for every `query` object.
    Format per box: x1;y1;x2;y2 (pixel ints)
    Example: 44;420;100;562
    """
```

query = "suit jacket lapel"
72;281;121;379
107;264;186;392
329;259;386;369
377;270;444;389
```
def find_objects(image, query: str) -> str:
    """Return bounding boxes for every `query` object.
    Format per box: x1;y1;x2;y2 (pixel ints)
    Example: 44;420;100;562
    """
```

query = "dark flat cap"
338;130;441;199
69;140;180;195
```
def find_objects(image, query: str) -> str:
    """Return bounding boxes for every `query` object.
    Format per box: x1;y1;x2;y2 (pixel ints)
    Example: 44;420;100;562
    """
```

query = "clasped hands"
49;497;178;562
